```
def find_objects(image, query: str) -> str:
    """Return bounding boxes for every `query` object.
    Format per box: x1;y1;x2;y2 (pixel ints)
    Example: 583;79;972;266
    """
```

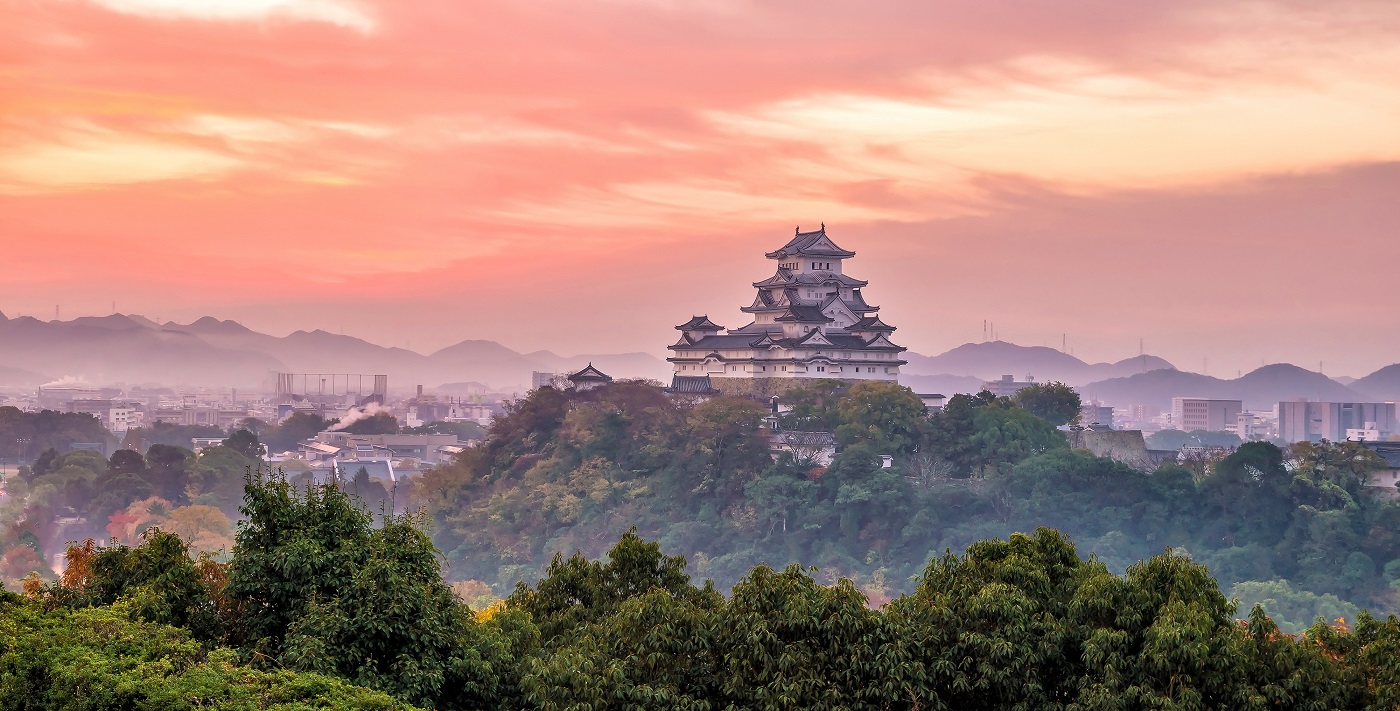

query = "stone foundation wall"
709;376;849;399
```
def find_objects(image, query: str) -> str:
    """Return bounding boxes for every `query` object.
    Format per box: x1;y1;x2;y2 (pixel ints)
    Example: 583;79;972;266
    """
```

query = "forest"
6;379;1400;707
4;470;1400;710
0;409;402;587
414;380;1398;632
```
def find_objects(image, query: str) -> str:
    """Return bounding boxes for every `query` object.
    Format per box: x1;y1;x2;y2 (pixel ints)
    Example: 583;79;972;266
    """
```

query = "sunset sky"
3;0;1399;376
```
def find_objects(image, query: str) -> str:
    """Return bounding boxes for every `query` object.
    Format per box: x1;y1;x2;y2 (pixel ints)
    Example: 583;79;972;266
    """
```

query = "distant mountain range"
1076;364;1372;411
0;312;671;392
902;341;1174;386
2;312;1398;408
899;342;1397;409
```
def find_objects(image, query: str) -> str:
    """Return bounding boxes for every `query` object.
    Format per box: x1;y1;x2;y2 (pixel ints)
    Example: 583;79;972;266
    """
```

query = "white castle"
667;224;906;395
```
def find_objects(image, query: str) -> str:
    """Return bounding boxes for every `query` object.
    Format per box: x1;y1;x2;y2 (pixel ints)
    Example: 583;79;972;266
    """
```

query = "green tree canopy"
222;429;264;461
834;380;927;454
1012;380;1082;426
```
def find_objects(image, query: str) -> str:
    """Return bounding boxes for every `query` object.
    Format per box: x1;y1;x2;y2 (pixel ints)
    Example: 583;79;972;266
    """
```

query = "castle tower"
667;224;906;394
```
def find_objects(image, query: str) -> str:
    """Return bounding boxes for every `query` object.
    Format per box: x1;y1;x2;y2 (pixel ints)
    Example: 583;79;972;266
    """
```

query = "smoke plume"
326;402;391;432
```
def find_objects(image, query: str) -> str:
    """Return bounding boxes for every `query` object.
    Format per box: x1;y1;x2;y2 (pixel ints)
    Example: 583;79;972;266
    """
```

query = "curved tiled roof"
774;305;833;323
568;363;613;382
753;271;868;289
849;315;895;332
676;315;724;331
665;375;720;394
764;224;856;259
669;331;905;353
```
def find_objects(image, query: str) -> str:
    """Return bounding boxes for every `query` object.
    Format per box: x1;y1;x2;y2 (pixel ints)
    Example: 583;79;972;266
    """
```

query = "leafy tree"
236;417;269;437
49;531;228;641
401;420;486;441
144;443;194;502
224;469;372;659
1230;579;1361;634
775;378;847;432
28;448;59;481
123;421;224;452
262;412;330;454
222;428;264;461
1012;380;1082;426
834;380;927;454
1070;550;1264;708
281;515;512;709
87;472;154;526
888;528;1100;709
164;505;235;556
925;392;1066;477
713;563;901;710
508;528;717;645
187;445;256;515
0;593;418;710
342;412;399;435
350;466;391;514
225;469;511;710
105;448;147;479
0;407;111;462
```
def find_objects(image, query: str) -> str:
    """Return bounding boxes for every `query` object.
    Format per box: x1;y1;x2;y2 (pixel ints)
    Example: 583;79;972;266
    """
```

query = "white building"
1170;397;1243;432
983;375;1038;398
108;406;140;434
667;225;906;393
1278;400;1396;443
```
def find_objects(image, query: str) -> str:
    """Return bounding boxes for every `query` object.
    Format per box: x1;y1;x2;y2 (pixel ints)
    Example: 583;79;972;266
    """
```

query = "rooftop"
676;315;724;331
569;363;613;382
764;224;856;260
665;375;720;394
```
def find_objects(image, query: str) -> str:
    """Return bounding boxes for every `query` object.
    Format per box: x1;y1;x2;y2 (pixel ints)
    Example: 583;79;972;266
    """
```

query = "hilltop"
1078;363;1368;410
901;340;1174;386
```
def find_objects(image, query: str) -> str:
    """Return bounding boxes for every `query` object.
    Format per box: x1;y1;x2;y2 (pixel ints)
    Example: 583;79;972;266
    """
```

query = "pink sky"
3;0;1399;376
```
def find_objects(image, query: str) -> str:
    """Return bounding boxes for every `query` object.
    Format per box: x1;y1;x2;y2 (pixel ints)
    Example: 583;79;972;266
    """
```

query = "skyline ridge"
5;312;1400;403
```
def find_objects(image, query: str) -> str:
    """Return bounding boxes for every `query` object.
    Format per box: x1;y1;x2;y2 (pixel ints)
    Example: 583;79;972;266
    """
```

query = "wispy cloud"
85;0;376;33
4;0;1400;373
0;127;243;191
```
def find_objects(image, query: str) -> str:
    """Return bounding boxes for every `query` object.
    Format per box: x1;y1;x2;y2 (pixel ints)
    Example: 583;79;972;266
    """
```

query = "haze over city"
13;3;1400;707
4;0;1400;377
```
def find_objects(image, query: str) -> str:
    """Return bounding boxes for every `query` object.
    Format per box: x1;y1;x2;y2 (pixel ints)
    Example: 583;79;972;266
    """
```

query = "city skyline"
3;1;1399;376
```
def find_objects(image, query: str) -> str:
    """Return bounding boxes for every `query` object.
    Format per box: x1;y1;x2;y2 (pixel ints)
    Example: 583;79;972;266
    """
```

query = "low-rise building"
313;432;461;464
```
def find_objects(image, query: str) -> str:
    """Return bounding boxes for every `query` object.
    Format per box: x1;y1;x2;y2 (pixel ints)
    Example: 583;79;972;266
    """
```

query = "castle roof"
665;375;720;395
774;305;833;323
753;270;867;289
849;289;878;312
668;332;905;353
849;315;895;332
676;315;724;331
765;224;856;259
568;363;613;383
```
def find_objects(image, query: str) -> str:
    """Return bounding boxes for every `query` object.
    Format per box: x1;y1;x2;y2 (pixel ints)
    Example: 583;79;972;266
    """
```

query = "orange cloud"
2;0;1400;375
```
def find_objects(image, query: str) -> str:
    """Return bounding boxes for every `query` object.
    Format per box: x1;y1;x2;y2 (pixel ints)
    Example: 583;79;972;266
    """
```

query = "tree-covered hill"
7;475;1400;711
412;380;1400;623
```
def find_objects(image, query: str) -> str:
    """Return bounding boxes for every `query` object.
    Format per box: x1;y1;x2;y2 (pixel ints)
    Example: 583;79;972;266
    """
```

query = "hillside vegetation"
415;380;1400;627
4;472;1400;710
